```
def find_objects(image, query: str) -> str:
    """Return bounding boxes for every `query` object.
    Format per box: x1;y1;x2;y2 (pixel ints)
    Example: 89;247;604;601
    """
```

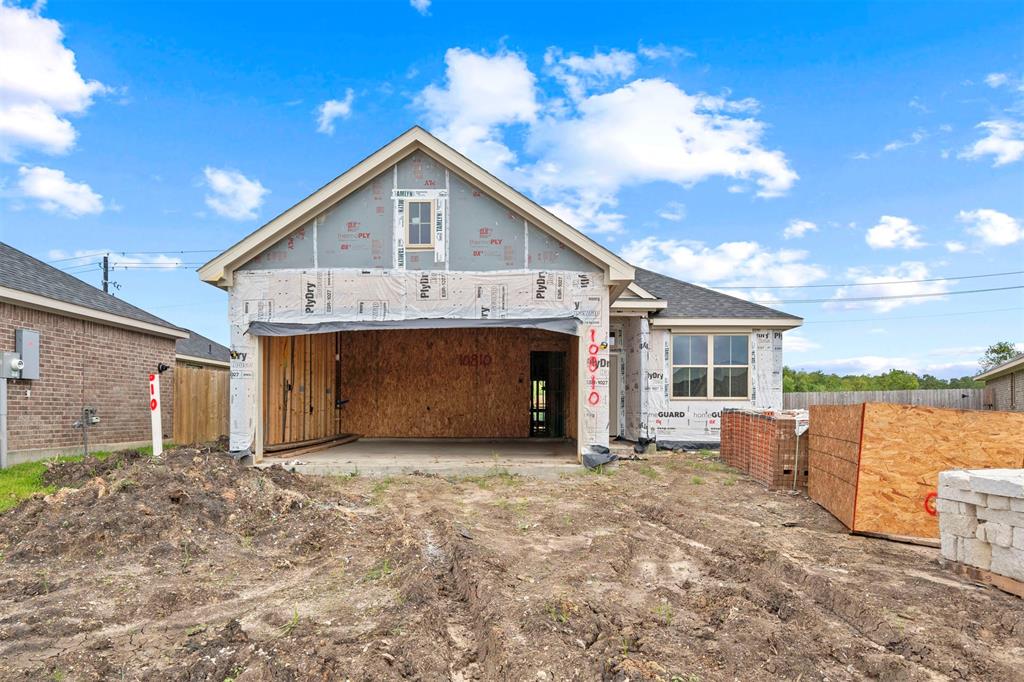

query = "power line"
803;306;1024;325
713;269;1024;290
760;284;1024;305
47;248;223;264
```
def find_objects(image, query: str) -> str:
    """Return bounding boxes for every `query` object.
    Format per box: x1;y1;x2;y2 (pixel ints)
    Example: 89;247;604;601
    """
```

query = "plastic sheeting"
228;268;609;454
617;326;783;447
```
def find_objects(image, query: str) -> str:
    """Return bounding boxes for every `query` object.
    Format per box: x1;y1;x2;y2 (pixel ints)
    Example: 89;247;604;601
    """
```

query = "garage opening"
260;327;578;455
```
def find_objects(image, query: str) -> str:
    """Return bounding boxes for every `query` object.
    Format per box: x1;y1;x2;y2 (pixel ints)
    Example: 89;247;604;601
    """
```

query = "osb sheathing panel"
338;328;576;438
808;404;863;530
854;403;1024;538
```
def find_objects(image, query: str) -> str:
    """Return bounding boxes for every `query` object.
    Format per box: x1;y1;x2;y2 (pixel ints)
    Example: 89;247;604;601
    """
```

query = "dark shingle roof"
633;267;802;321
176;330;230;363
0;242;183;332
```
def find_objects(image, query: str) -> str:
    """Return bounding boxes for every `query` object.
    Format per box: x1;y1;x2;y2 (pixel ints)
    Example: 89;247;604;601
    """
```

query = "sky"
1;0;1022;378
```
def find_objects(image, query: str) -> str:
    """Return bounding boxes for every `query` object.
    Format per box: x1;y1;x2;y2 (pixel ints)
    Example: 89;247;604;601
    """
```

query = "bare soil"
0;446;1021;681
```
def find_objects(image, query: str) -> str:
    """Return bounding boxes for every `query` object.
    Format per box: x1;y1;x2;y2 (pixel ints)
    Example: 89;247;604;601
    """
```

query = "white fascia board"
649;317;803;330
625;281;658;299
974;354;1024;381
0;286;188;339
176;353;231;368
611;299;668;311
200;127;635;288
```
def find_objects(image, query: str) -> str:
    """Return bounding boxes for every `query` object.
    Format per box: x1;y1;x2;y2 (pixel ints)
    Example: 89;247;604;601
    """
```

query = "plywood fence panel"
338;328;574;438
854;404;1024;538
173;363;229;444
807;404;863;530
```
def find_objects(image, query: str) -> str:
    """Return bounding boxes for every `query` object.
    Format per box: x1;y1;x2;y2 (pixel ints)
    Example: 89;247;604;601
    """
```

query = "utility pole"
102;254;109;293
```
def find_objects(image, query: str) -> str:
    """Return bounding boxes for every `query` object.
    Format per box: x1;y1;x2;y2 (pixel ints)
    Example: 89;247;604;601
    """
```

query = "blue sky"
1;0;1022;378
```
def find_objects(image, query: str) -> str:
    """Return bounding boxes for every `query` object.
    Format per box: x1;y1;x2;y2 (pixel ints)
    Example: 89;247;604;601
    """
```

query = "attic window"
406;200;434;249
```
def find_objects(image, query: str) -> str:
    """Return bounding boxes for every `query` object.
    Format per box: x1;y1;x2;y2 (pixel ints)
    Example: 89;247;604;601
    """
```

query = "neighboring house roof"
198;126;635;291
633;267;803;328
176;329;230;366
0;242;187;339
974;354;1024;382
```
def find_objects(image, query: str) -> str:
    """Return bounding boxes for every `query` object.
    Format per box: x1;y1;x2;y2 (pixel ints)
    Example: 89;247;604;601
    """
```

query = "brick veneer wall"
1;302;176;459
987;370;1023;412
721;409;808;491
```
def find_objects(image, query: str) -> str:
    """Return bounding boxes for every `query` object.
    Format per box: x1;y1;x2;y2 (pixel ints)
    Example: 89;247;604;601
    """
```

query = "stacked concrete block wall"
938;469;1024;583
721;409;808;490
0;302;176;462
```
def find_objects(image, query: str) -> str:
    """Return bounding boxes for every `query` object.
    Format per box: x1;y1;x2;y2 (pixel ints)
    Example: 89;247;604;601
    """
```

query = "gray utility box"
15;329;40;380
0;352;22;379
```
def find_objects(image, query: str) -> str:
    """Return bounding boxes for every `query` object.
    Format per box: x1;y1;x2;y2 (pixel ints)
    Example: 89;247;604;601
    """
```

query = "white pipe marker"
148;373;163;456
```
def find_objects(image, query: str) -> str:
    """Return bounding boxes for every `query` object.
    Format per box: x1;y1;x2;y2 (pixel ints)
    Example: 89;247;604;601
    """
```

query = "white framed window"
406;200;434;249
671;334;750;399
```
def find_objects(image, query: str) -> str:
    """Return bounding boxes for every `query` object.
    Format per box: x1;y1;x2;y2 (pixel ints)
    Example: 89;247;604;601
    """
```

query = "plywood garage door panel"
262;334;340;447
337;328;575;438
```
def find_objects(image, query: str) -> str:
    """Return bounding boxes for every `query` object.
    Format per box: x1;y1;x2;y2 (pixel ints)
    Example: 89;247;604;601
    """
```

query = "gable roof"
176;329;230;365
0;242;187;339
199;126;634;290
633;267;802;328
974;353;1024;382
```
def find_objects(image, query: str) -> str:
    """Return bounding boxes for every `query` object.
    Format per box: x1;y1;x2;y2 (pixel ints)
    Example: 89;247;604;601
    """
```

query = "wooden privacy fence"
173;364;229;444
785;389;984;411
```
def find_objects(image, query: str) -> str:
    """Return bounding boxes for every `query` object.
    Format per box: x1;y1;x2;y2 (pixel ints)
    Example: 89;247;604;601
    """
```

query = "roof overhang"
176;353;230;368
0;286;188;339
649;317;803;331
611;298;668;312
199;126;634;289
974;354;1024;381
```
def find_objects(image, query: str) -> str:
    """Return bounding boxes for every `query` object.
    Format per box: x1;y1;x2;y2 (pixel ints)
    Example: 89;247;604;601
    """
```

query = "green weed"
637;464;659;479
690;476;705;485
365;557;394;581
277;609;299;637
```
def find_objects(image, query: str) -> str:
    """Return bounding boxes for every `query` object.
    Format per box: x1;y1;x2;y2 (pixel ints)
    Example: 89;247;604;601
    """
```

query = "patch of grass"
371;477;393;501
364;557;394;582
185;623;208;637
0;445;159;513
637;464;660;479
690;476;705;485
546;599;575;624
454;468;522;489
335;468;360;482
654;602;673;626
585;464;614;476
276;608;300;638
722;476;737;486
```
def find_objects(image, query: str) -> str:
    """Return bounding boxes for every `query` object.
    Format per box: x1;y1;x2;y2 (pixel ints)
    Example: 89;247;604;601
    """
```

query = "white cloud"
16;165;103;216
410;0;430;15
783;219;817;240
908;97;929;113
622;236;826;288
543;47;637;101
784;332;820;353
202;167;268;220
417;47;796;234
657;200;686;222
959;120;1024;166
416;47;539;173
865;215;925;249
316;89;355;135
827;262;952;313
637;43;695;61
944;240;966;253
984;72;1009;88
0;2;108;159
957;208;1022;246
883;129;927;152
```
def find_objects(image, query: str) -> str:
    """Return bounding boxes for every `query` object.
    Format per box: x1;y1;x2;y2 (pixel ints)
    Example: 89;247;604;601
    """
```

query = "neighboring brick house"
976;354;1024;412
0;242;187;464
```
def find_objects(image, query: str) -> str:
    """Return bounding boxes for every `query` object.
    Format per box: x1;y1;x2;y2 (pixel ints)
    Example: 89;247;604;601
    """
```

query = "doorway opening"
530;351;566;437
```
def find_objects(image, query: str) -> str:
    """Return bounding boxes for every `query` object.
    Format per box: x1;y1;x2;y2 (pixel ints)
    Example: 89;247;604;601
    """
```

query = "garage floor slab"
258;438;582;480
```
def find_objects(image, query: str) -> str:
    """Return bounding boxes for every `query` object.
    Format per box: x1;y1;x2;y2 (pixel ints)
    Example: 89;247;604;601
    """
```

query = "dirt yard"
0;446;1021;681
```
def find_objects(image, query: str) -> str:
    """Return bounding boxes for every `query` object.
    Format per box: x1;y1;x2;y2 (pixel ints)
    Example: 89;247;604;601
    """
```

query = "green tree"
979;341;1021;371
